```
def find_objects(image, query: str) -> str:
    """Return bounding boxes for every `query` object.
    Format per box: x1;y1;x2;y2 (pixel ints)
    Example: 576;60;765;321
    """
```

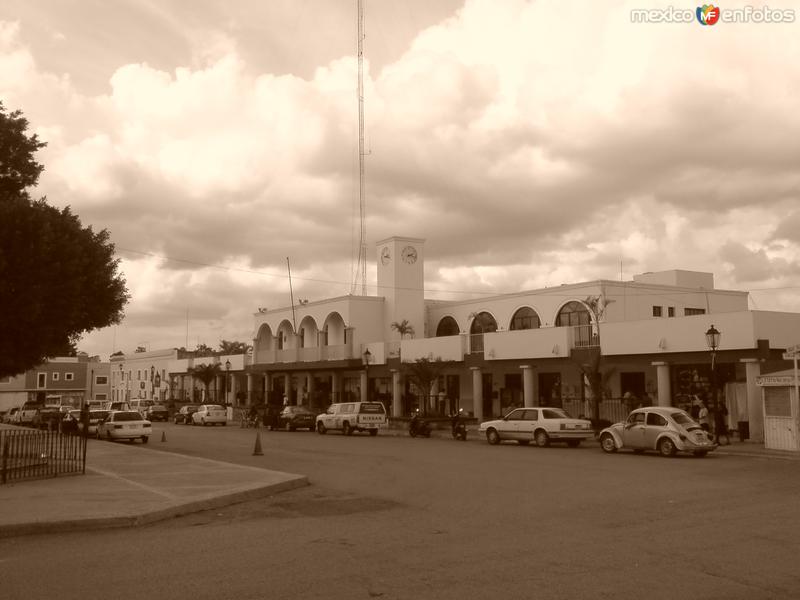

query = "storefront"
756;369;800;452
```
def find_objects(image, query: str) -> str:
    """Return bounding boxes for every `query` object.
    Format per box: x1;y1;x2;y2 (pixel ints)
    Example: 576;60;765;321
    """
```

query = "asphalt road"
2;423;800;600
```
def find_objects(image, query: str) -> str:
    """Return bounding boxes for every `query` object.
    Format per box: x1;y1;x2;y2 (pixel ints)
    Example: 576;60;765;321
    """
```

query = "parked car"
145;404;169;422
315;402;387;436
599;406;717;458
96;410;152;443
277;406;317;431
479;407;595;447
2;407;20;424
32;406;63;430
173;404;200;424
130;400;155;416
191;404;228;426
81;409;110;436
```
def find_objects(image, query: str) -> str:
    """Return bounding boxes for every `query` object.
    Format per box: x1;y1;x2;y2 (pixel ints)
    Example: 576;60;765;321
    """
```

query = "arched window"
510;307;541;330
436;316;460;337
470;312;498;334
556;301;591;327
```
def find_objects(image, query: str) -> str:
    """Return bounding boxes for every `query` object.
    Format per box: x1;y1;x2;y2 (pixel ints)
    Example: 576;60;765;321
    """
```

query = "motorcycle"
409;411;431;438
451;409;467;441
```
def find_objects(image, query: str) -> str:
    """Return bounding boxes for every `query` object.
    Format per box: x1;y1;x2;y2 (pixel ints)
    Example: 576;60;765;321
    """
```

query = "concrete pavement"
1;423;795;539
0;436;307;538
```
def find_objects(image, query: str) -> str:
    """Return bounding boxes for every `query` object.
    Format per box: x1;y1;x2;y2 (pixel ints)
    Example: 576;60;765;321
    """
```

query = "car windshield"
114;412;143;422
359;403;385;414
205;405;224;411
541;408;569;419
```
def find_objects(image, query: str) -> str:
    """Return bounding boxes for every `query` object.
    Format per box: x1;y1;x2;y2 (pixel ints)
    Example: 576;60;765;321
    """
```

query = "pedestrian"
713;401;730;445
698;400;710;431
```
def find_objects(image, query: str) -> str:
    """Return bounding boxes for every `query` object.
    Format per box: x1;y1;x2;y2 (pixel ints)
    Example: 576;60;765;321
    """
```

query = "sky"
1;0;799;358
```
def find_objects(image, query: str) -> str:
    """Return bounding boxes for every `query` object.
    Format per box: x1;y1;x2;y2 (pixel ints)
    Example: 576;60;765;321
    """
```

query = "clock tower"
376;236;425;342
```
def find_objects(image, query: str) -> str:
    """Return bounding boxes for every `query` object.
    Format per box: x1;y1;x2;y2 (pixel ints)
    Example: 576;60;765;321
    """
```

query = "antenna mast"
351;0;367;295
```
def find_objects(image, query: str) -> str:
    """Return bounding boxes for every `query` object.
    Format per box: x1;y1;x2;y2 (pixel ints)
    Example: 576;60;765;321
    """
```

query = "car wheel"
486;428;500;445
534;430;550;448
600;433;617;453
693;450;708;458
202;419;207;426
286;422;292;432
142;436;149;444
317;422;327;435
369;429;378;437
658;437;677;457
343;422;352;436
566;440;581;448
518;440;530;446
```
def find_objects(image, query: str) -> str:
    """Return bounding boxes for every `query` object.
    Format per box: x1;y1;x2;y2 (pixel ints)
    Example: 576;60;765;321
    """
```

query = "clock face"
380;247;391;265
401;246;418;264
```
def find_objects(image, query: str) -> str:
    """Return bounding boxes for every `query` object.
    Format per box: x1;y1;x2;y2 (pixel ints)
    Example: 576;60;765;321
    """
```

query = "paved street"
2;423;800;600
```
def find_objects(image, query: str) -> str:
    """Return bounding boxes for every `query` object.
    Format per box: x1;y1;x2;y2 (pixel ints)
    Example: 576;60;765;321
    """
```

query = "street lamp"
705;324;721;404
150;365;155;400
225;359;232;405
362;349;372;402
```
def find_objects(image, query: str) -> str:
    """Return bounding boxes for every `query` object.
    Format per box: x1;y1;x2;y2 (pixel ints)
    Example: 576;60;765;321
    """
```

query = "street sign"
784;343;800;355
784;353;798;360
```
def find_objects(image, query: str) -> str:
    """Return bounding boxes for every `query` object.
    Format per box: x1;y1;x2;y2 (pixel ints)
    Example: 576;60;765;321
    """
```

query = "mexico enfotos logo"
631;4;796;24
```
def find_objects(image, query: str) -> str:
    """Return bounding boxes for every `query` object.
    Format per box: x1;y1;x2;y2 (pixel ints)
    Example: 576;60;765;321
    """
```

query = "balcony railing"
469;334;484;354
319;344;349;361
572;325;599;348
298;347;319;362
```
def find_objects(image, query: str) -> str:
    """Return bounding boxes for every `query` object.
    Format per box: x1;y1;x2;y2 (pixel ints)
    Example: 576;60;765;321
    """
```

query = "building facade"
244;236;800;443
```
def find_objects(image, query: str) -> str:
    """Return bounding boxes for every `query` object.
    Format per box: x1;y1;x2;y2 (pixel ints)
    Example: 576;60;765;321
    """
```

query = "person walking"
713;401;730;445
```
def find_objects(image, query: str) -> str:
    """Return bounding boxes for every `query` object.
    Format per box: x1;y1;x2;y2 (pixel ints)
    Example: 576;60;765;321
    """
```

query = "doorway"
538;372;561;407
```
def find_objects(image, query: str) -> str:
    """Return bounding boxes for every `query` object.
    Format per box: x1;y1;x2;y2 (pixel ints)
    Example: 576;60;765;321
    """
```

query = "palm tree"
190;362;222;403
391;319;415;339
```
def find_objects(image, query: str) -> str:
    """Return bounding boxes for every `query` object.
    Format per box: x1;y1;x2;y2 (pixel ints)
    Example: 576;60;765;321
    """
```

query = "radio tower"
351;0;367;295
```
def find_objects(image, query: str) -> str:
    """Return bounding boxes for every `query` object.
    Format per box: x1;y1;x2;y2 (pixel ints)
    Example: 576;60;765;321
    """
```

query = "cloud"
2;0;800;356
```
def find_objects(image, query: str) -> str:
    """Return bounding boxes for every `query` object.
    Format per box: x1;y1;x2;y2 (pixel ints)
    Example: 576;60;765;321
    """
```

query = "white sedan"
191;404;228;426
479;407;595;447
96;410;152;443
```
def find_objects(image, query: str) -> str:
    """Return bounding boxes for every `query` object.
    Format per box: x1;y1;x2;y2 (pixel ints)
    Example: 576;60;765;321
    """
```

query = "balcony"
483;327;573;360
401;335;467;363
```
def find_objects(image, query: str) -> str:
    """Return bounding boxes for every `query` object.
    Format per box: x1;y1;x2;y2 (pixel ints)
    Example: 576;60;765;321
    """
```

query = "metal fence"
0;428;86;485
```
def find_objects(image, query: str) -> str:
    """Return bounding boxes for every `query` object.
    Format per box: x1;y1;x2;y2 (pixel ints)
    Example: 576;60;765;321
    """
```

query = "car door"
643;411;669;449
621;411;646;448
502;409;526;440
518;409;539;439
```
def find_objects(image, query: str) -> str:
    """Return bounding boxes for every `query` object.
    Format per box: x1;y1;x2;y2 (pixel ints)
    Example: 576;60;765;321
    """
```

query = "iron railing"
0;428;87;485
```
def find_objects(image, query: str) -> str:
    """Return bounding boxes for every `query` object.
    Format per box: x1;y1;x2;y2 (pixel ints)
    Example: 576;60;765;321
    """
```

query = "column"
652;362;671;407
360;370;368;403
521;365;535;408
391;369;402;417
431;378;440;414
246;373;253;406
307;373;315;407
743;359;763;443
284;373;291;404
331;372;340;404
263;373;271;404
471;367;483;422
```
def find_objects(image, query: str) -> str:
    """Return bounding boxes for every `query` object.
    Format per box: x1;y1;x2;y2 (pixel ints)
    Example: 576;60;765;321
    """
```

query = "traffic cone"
161;430;167;443
252;431;264;456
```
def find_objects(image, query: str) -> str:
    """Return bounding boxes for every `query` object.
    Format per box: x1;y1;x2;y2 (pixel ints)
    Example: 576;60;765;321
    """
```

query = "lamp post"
705;324;721;406
225;359;232;405
150;365;155;400
362;349;372;402
118;364;123;403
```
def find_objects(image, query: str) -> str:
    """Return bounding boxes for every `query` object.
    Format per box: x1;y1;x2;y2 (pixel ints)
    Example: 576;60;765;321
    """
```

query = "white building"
244;236;800;443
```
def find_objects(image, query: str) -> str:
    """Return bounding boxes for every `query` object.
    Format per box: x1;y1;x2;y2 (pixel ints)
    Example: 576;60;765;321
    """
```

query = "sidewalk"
0;438;307;538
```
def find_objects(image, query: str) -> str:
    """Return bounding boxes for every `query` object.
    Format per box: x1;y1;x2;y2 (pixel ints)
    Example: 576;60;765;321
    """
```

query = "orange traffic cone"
161;430;167;443
252;431;264;456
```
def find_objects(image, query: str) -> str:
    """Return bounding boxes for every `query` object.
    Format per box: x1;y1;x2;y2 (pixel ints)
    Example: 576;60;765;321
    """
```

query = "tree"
219;340;252;354
189;362;222;403
403;356;451;416
193;343;216;357
390;320;415;339
0;103;129;378
0;102;45;195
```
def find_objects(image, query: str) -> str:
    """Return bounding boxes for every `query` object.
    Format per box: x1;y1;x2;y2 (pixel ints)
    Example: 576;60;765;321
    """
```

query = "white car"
96;410;152;443
479;407;594;447
191;404;228;426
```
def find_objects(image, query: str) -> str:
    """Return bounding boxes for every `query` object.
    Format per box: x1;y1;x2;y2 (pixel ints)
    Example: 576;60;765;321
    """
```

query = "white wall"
484;327;572;360
401;335;466;362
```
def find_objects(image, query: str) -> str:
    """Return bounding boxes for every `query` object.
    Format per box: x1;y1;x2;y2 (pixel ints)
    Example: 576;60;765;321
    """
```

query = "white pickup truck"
315;402;387;436
16;401;44;425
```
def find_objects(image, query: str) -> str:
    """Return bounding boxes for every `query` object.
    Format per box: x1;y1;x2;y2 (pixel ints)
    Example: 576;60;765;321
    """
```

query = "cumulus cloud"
1;0;799;355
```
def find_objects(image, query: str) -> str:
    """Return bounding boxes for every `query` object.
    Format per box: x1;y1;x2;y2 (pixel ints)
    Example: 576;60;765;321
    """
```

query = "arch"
322;312;347;346
298;315;320;348
253;323;274;354
276;319;295;350
555;301;592;327
469;311;498;334
436;316;460;337
509;306;541;331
